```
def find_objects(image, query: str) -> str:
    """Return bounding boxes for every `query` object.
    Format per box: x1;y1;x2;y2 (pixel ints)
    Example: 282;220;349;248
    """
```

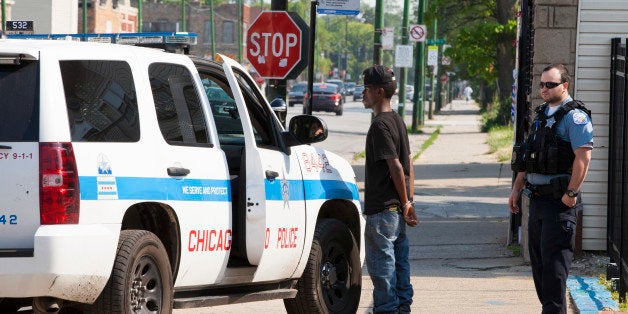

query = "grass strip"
487;125;514;162
412;125;441;161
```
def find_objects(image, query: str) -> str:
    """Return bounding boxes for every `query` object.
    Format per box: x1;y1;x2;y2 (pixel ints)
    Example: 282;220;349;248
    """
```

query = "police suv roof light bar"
7;32;198;54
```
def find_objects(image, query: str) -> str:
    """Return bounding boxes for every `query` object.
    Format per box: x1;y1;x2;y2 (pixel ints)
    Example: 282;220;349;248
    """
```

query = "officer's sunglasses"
539;81;564;89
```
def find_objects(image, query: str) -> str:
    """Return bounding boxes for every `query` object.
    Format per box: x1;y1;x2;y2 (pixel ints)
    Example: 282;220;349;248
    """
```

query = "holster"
549;175;571;199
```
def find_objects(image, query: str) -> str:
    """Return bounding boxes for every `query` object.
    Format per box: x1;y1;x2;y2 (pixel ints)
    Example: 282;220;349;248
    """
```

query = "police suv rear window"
149;63;210;146
60;60;140;142
0;60;39;141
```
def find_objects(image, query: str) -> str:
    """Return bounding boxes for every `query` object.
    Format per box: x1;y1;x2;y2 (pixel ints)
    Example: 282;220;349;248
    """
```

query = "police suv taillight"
39;142;80;224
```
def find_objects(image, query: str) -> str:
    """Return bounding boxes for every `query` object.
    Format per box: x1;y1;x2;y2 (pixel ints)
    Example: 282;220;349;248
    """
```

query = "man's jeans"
365;208;413;314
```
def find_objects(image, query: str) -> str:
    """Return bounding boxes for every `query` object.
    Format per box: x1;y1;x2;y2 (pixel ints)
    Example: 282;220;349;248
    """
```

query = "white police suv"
0;34;364;313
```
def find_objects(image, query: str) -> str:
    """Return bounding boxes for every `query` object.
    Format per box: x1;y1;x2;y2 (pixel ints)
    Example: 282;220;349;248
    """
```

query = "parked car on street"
345;82;356;95
404;83;432;102
326;79;347;96
353;85;365;101
405;84;414;102
288;82;307;106
304;83;344;115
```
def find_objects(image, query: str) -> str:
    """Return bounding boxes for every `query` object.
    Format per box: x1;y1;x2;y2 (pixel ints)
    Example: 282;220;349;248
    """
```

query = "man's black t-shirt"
364;111;411;215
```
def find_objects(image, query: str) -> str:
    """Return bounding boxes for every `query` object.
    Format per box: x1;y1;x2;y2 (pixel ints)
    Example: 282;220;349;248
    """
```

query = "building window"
222;21;235;44
203;21;213;44
99;0;107;7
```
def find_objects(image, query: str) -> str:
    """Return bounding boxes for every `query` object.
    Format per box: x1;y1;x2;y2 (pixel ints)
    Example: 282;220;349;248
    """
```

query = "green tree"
432;0;516;123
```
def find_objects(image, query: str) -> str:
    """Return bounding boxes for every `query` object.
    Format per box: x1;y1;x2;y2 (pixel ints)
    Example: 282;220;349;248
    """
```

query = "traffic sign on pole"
409;24;426;42
395;45;414;68
317;0;360;15
427;38;446;45
246;11;308;79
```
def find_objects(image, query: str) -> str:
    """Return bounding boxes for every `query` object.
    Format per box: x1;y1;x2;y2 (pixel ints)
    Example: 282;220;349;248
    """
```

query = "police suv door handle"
265;170;279;180
167;167;190;177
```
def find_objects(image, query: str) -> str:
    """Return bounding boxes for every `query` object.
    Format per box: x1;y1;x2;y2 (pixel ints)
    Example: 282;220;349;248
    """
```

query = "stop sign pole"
305;0;318;115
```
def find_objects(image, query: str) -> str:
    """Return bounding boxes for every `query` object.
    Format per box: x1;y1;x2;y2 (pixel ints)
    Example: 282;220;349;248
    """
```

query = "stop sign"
247;11;308;79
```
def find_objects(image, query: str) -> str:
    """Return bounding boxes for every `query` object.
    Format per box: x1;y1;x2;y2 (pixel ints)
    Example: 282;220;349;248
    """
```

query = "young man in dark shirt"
362;65;418;314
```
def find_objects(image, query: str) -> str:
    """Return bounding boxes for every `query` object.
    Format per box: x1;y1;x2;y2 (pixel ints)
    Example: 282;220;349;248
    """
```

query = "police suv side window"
149;63;210;146
60;60;140;142
198;73;245;145
233;70;279;149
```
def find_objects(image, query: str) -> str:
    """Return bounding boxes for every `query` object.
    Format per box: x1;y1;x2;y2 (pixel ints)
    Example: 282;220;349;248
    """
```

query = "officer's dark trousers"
528;194;576;314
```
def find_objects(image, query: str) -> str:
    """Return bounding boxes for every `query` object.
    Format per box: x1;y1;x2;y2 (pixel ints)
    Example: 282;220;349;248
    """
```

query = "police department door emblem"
281;170;290;210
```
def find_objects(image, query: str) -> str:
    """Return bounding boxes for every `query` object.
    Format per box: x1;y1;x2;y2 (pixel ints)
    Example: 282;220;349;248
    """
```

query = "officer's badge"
545;117;556;128
573;112;588;125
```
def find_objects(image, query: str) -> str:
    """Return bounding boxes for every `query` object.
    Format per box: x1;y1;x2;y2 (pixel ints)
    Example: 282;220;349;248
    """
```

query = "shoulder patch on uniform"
572;112;588;125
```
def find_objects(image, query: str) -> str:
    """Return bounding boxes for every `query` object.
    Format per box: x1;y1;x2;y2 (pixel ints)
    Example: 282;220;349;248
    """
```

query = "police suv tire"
283;218;361;314
87;230;173;314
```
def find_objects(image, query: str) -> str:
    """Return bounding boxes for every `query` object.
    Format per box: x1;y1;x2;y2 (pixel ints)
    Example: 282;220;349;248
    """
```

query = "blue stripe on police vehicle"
80;176;231;201
264;179;359;201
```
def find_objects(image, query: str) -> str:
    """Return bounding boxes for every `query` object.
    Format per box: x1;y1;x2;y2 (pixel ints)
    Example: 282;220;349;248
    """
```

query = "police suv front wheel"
284;218;361;314
88;230;173;314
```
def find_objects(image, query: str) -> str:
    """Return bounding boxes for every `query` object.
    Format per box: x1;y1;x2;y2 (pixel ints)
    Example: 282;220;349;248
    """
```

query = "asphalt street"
176;97;567;313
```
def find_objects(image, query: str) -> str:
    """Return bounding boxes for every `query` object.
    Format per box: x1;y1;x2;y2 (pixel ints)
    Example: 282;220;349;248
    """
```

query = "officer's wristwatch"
565;189;579;198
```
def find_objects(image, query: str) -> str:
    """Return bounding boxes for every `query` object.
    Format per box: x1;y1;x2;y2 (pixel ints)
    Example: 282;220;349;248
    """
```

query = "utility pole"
237;0;242;62
412;0;426;130
266;0;288;103
373;0;384;65
137;0;142;32
82;0;87;33
397;0;410;118
209;0;215;59
181;0;186;32
1;0;5;34
428;18;437;120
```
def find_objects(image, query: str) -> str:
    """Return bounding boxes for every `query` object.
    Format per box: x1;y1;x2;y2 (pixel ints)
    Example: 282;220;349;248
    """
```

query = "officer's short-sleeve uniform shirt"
364;112;411;215
527;97;594;185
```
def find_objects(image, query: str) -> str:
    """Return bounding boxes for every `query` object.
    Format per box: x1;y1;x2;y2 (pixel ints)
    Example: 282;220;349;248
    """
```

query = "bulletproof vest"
511;100;591;174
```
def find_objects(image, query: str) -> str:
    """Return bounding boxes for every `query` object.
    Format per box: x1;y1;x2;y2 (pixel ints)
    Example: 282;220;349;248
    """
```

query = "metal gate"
509;0;535;245
608;37;628;300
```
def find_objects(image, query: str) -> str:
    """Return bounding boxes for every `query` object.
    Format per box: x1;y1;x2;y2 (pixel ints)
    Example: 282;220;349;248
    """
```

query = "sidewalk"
360;99;546;313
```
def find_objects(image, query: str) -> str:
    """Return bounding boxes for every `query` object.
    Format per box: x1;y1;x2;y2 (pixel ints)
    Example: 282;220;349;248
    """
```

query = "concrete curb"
567;276;619;313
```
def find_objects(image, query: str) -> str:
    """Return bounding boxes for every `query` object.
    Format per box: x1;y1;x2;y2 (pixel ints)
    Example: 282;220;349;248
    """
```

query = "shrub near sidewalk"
487;125;513;162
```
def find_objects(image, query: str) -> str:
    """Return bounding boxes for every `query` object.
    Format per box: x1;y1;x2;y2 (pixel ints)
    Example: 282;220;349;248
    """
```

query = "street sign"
246;11;308;79
317;0;360;15
440;73;448;82
427;39;446;45
427;45;438;66
409;24;426;42
382;27;394;50
395;45;413;68
5;21;34;34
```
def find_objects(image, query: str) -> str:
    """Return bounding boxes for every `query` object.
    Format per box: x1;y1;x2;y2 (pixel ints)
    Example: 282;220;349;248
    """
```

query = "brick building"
78;0;138;33
140;1;261;61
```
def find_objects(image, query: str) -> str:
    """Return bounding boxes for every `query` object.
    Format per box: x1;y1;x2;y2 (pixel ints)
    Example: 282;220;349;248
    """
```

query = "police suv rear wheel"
284;218;361;313
88;230;173;314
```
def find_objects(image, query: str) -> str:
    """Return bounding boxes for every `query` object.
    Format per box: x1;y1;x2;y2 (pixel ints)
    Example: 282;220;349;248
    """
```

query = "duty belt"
525;182;554;196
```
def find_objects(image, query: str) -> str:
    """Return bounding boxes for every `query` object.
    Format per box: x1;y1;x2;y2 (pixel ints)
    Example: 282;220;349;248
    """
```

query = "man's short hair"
543;63;571;84
363;65;396;99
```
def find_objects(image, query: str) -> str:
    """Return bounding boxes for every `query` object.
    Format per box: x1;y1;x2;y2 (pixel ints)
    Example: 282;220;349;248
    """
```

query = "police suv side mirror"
286;115;328;146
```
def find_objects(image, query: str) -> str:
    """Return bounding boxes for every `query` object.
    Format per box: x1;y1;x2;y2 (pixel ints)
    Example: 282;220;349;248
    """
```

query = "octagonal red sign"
247;11;303;79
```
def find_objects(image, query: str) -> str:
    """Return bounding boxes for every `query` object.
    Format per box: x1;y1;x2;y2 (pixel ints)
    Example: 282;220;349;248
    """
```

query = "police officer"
509;64;593;314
